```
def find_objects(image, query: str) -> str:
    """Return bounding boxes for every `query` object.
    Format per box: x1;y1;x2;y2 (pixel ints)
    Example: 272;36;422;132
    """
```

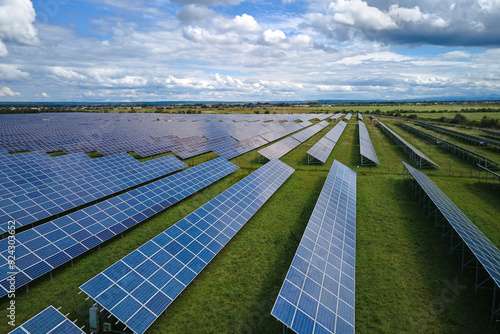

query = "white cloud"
388;5;424;24
0;86;21;96
0;0;38;56
182;26;240;44
262;29;286;44
329;0;398;30
0;64;30;80
41;92;49;97
318;85;353;92
212;14;261;32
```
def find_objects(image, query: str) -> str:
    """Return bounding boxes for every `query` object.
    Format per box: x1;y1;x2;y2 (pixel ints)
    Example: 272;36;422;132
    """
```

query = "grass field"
1;115;499;334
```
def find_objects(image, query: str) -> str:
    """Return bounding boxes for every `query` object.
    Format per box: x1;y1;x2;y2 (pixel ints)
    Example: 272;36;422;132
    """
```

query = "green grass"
1;119;499;334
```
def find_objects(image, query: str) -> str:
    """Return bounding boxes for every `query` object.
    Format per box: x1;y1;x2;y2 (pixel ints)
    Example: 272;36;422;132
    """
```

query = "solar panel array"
403;162;500;290
0;158;238;298
80;159;295;334
359;121;380;165
0;113;329;159
357;113;363;121
375;118;439;169
344;113;352;121
0;153;186;232
9;305;84;334
307;122;347;164
258;136;302;161
272;160;356;334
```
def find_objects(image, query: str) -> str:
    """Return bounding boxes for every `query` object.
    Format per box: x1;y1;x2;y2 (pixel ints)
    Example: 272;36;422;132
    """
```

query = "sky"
0;0;499;102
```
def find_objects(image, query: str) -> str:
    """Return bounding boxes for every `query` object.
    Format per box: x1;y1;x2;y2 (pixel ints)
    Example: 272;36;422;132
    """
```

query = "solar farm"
0;112;499;334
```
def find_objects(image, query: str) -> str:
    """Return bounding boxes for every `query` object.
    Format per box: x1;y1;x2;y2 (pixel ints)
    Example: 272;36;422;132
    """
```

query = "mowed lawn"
1;116;499;334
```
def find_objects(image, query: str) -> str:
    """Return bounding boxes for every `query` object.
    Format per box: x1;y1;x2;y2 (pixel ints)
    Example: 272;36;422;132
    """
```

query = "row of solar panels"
374;117;439;169
416;121;500;149
80;159;295;333
258;122;329;161
0;158;239;298
403;163;500;320
0;152;187;233
307;121;347;163
397;122;499;169
12;159;357;334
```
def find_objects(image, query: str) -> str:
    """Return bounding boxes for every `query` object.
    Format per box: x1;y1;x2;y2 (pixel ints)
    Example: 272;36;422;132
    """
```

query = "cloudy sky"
0;0;499;102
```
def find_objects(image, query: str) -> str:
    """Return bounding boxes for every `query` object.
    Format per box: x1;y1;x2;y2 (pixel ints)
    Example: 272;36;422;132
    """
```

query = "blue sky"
0;0;499;102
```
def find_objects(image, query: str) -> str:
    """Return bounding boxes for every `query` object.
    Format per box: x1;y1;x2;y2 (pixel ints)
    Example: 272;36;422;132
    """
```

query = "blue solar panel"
258;137;301;161
307;122;347;164
403;162;500;289
0;158;238;298
0;154;187;232
9;305;84;334
272;160;356;334
80;159;295;334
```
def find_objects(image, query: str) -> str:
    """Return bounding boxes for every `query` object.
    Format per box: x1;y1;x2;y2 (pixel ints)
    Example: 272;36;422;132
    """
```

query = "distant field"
0;116;499;334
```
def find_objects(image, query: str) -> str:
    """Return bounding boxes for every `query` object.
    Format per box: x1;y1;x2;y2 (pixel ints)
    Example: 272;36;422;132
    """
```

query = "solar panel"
403;162;500;290
0;158;238;298
359;121;380;165
375;118;439;169
272;160;356;334
307;122;347;164
358;113;364;121
344;113;352;121
324;121;347;143
307;138;336;164
9;305;84;334
292;123;328;143
258;136;301;161
80;159;295;334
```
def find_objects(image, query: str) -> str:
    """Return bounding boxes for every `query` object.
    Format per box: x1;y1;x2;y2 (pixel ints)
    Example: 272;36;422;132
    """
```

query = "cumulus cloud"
260;29;314;49
212;13;261;32
304;0;500;46
329;0;397;31
0;86;21;97
0;0;38;56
